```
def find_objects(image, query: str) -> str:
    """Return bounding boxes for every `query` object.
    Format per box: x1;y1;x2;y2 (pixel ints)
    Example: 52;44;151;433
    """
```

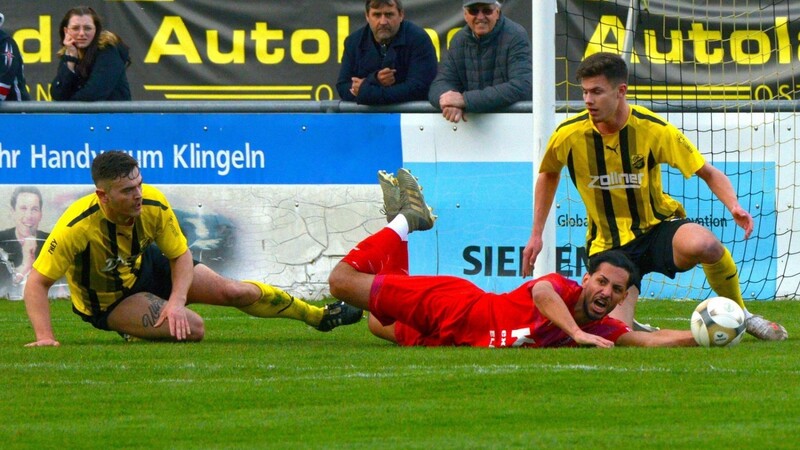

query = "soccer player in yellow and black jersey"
23;151;362;347
522;52;787;341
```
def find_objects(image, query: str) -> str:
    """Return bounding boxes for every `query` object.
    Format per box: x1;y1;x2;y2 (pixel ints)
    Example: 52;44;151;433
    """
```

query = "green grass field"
2;298;798;449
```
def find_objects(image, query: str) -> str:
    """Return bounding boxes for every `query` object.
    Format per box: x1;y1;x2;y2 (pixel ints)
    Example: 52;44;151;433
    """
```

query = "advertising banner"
5;1;800;101
3;0;532;101
0;113;402;184
0;111;780;300
559;0;800;101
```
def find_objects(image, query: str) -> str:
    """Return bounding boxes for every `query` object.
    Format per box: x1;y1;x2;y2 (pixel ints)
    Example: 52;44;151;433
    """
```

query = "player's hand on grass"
25;338;61;347
155;301;191;341
572;329;614;348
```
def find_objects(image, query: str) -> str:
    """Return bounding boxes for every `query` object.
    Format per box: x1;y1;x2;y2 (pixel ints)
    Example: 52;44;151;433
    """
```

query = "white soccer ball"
690;296;747;347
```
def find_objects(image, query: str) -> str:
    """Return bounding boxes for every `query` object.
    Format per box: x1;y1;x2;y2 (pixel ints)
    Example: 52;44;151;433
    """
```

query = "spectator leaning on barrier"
428;0;532;123
51;6;131;101
337;0;437;105
0;12;31;101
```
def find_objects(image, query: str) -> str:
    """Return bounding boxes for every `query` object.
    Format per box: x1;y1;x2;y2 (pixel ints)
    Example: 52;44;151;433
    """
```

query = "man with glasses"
428;1;531;123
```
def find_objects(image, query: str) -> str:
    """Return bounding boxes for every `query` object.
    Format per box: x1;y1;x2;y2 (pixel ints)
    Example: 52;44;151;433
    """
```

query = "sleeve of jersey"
533;273;579;298
151;190;189;259
592;317;632;343
663;124;705;178
32;217;81;281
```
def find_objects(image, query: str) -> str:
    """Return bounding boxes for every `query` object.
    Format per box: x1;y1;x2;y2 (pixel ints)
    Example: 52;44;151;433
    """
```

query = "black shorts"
589;218;690;291
74;245;197;331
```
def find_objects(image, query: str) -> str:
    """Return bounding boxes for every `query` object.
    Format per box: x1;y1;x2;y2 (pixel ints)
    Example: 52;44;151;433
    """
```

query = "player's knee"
328;263;348;299
367;314;382;335
219;280;253;304
188;316;205;342
368;315;396;343
699;238;725;261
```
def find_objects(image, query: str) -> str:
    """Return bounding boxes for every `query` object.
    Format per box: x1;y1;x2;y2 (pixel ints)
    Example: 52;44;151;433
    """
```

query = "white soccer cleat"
632;319;660;333
745;315;788;341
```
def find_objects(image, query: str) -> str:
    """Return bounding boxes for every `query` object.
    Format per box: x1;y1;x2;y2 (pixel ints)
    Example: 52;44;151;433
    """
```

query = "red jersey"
369;273;631;348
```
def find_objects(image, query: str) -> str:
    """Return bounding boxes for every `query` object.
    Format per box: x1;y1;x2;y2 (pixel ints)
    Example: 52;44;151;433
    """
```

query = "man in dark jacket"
337;0;437;105
428;1;531;123
0;12;31;101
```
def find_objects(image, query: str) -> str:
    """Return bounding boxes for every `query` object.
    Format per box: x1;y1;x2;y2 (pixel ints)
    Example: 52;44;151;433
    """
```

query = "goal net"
553;0;800;300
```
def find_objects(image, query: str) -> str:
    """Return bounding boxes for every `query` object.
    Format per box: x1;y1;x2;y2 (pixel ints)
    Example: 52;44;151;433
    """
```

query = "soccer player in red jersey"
328;169;696;348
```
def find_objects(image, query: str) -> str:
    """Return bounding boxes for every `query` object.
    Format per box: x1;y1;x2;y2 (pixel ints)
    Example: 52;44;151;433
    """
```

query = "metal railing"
2;100;798;114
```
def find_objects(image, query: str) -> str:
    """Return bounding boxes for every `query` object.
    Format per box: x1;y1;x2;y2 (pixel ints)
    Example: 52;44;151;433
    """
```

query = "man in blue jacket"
337;0;437;105
429;1;531;123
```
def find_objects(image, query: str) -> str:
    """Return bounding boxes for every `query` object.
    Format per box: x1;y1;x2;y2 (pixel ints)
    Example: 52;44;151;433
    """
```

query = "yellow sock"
239;281;324;327
701;247;746;310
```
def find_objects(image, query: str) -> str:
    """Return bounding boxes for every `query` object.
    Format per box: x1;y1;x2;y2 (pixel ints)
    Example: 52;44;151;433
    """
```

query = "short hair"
10;186;43;210
576;52;629;86
91;151;140;187
365;0;403;12
587;250;638;289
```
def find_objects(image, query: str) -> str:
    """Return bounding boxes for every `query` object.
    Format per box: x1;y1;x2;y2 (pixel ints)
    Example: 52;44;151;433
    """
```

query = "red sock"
383;240;408;275
342;228;407;275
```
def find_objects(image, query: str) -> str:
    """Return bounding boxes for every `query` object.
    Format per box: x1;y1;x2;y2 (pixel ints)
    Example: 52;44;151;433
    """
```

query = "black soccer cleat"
316;300;363;332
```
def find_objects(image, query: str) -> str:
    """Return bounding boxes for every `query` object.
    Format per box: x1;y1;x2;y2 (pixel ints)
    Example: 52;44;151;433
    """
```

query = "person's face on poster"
12;193;42;239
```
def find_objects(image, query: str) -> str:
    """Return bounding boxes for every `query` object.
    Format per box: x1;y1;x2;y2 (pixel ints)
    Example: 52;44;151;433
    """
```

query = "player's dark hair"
587;250;639;289
91;151;139;186
10;186;43;210
576;52;628;86
366;0;403;12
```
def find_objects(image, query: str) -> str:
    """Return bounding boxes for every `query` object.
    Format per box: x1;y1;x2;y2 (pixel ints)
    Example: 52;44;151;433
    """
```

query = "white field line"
4;362;795;385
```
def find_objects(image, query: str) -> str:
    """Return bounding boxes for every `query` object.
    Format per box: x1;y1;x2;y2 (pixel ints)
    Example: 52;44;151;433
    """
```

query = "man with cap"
428;1;531;123
0;12;31;101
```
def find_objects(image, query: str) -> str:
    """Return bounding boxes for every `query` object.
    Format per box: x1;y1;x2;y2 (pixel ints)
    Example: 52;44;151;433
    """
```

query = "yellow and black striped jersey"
540;104;705;255
33;184;188;316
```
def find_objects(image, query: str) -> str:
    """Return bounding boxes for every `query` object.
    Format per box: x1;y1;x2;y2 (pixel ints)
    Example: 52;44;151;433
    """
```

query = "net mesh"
553;0;800;300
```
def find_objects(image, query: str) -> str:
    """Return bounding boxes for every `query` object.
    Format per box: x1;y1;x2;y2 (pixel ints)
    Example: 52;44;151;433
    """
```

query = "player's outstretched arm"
23;269;60;347
531;281;613;348
523;172;561;277
615;329;697;347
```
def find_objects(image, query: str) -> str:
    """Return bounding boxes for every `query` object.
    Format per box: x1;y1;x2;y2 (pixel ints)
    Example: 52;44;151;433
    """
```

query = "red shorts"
369;274;492;346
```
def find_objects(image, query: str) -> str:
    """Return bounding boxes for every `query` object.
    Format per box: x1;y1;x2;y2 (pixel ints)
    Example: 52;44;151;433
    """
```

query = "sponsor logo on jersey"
587;171;642;189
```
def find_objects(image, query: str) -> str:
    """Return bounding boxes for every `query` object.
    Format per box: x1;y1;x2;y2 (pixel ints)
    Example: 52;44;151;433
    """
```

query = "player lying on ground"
23;151;362;347
328;169;696;348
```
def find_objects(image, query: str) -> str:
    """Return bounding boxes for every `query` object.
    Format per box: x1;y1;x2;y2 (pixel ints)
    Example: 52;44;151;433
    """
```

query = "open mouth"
591;297;608;315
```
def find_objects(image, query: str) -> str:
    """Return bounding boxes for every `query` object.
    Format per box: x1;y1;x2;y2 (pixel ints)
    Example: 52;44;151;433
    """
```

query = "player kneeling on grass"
23;151;362;347
328;169;696;348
